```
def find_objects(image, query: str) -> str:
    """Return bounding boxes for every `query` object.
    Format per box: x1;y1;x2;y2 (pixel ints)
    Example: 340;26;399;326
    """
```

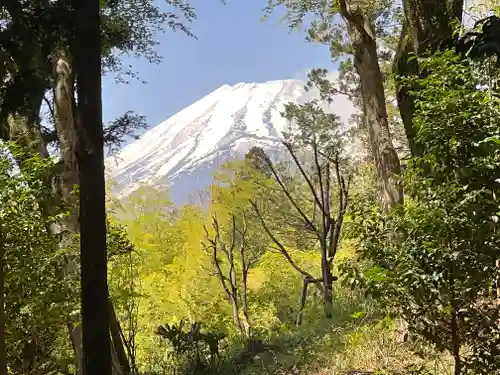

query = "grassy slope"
230;316;453;375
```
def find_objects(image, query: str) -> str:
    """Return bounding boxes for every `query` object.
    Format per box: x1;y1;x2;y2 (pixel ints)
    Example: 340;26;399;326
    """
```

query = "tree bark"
229;295;244;336
392;23;420;157
354;38;403;207
51;49;79;215
51;45;130;375
321;249;334;318
339;0;407;342
72;0;111;373
1;4;128;372
49;50;89;372
67;320;84;373
339;0;403;207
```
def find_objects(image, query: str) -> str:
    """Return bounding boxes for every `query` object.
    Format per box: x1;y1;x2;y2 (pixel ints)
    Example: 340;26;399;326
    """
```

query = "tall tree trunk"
72;0;111;373
393;0;464;156
51;49;79;219
339;0;403;207
1;24;128;375
49;50;88;372
392;23;420;157
51;47;130;375
339;0;406;342
353;36;403;207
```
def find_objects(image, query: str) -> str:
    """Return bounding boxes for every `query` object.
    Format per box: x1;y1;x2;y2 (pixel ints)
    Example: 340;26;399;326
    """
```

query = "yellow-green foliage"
112;191;227;366
106;161;446;375
108;166;346;368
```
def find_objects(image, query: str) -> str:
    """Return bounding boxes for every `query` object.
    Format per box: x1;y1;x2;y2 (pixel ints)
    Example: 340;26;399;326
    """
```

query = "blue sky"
101;0;334;128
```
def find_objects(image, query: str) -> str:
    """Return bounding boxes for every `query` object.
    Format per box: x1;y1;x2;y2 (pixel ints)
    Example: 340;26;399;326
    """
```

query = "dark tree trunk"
451;310;461;375
72;0;111;373
321;249;334;318
392;22;420;157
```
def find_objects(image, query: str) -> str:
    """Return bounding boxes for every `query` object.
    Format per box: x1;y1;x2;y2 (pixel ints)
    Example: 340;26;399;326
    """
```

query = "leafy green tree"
251;75;353;322
265;0;403;207
202;161;272;337
0;146;78;375
1;1;205;371
453;14;500;60
107;220;140;374
244;146;273;178
393;0;463;157
343;50;500;375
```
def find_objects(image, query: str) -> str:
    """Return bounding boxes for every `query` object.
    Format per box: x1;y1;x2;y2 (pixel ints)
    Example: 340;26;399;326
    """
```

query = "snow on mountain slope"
105;78;357;204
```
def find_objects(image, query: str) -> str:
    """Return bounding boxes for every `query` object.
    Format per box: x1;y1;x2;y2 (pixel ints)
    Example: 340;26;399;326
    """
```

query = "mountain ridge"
105;77;357;204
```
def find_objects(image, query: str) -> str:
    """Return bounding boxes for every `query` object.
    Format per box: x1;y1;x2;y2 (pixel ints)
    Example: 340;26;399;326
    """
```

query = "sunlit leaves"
0;146;73;372
344;50;500;373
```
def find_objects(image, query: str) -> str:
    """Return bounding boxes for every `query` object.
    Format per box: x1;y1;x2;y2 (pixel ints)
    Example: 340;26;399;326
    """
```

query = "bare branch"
338;0;374;40
263;151;318;234
283;141;326;217
250;199;317;279
312;133;325;212
329;159;349;262
202;219;233;300
43;95;56;124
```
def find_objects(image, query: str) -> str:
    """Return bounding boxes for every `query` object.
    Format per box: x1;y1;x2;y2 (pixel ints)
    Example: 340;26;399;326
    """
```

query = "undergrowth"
148;285;452;375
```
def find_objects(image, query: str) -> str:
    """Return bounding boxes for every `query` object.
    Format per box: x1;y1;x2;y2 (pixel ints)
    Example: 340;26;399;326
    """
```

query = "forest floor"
221;316;453;375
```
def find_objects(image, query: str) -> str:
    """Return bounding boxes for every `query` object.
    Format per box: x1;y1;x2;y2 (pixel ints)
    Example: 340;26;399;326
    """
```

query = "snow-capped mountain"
105;78;357;204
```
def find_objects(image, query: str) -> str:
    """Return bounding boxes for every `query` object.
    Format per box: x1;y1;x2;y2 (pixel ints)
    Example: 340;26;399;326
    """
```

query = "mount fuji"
105;78;357;204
